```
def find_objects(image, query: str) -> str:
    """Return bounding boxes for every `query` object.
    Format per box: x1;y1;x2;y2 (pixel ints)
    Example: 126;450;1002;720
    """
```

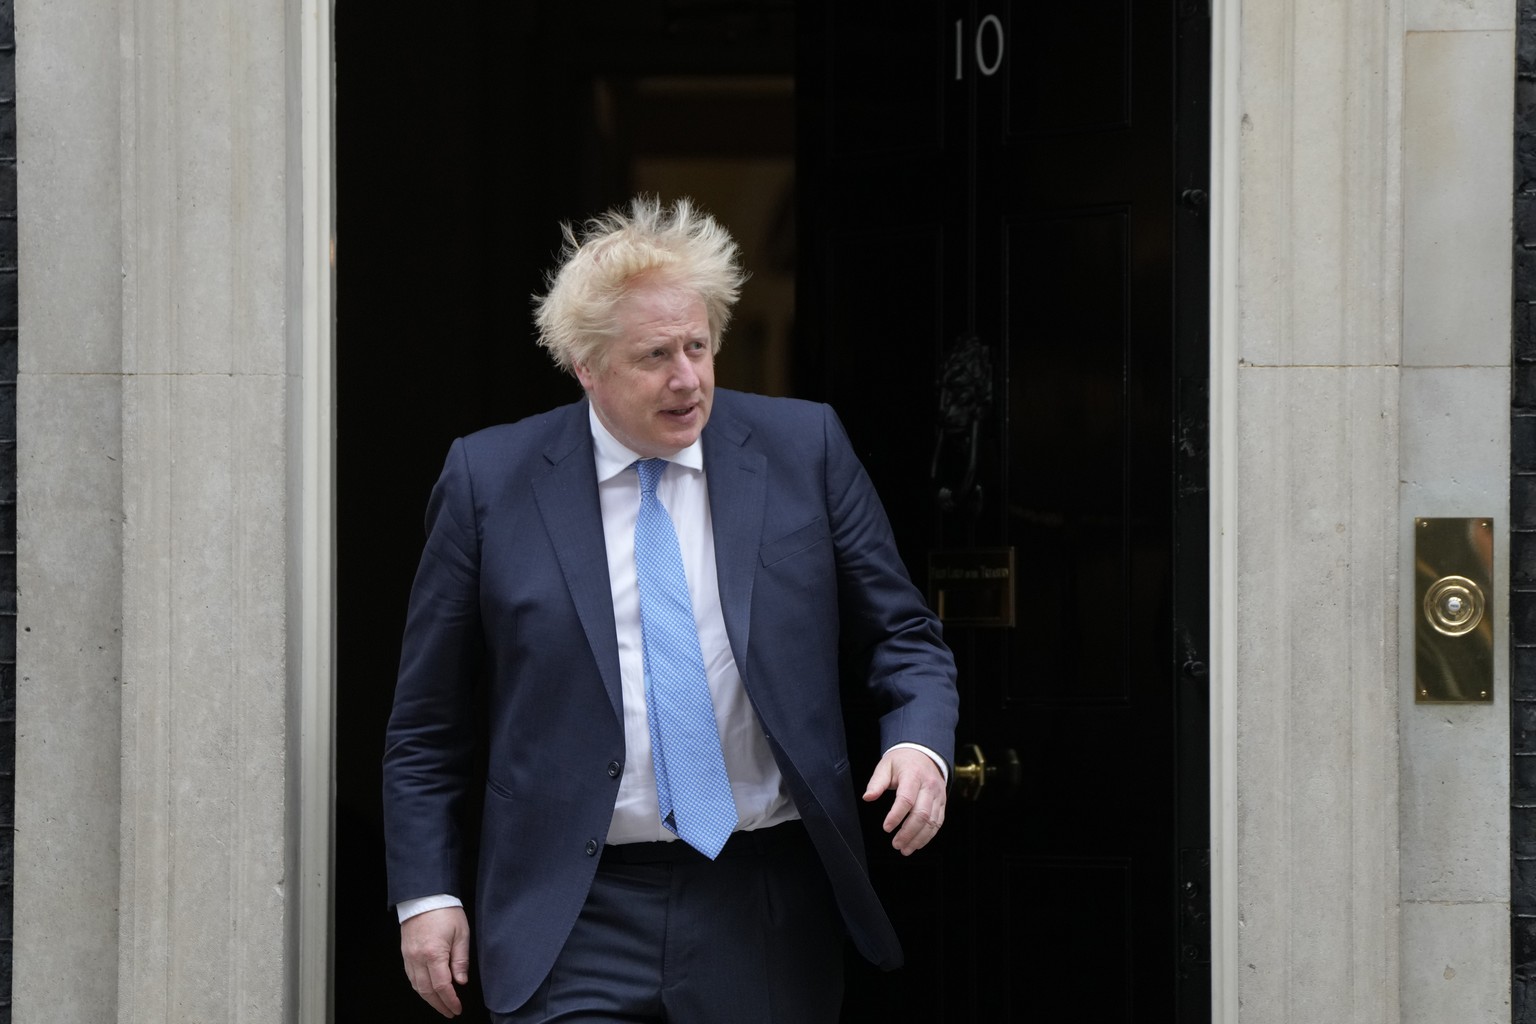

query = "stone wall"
11;0;327;1020
1398;6;1514;1022
1232;0;1515;1021
1232;0;1404;1015
13;1;124;1020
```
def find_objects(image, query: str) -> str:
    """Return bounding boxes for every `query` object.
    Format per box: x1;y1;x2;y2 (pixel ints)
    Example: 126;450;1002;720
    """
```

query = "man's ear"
573;360;593;390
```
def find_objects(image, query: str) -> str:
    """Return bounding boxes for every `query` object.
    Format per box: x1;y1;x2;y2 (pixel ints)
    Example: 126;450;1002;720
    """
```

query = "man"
383;196;959;1023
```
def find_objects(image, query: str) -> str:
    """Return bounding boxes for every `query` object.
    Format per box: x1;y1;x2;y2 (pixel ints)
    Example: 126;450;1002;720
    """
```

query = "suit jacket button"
586;839;599;856
607;761;621;778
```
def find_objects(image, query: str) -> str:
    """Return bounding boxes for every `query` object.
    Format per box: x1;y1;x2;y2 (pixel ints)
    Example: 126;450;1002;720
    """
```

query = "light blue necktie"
633;458;738;858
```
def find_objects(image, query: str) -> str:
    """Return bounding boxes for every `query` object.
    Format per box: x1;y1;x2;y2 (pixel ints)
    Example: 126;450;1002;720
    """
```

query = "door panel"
1013;3;1132;135
1006;208;1132;703
828;4;948;157
824;224;950;563
1019;858;1135;1019
799;1;1208;1019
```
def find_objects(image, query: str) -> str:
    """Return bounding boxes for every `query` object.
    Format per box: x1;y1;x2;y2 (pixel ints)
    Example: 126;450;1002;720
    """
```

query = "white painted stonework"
1217;0;1515;1020
14;0;332;1021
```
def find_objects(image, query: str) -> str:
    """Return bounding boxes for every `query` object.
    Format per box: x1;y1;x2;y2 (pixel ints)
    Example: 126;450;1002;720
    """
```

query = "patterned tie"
633;458;738;858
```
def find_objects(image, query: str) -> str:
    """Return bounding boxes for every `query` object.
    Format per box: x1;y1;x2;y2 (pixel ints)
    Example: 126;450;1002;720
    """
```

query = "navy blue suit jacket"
383;389;959;1012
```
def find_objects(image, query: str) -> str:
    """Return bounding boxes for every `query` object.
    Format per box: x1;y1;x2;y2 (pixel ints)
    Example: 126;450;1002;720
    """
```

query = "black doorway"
796;3;1211;1018
333;4;1208;1022
334;5;798;1021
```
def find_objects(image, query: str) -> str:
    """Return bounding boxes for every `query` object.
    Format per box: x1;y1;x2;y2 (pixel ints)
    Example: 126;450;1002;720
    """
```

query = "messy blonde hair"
533;195;747;375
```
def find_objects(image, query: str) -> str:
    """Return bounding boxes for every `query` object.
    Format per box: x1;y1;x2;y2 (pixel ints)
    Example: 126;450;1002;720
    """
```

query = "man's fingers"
406;956;463;1019
888;770;945;853
862;758;893;802
866;747;949;854
882;788;915;833
420;957;460;1019
891;798;945;854
404;957;459;1019
407;963;460;1018
401;907;470;1018
427;958;464;1018
451;924;471;985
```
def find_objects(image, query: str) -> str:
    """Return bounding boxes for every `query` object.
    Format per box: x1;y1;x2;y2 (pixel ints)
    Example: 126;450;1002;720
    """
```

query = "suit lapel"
703;400;767;673
531;402;624;723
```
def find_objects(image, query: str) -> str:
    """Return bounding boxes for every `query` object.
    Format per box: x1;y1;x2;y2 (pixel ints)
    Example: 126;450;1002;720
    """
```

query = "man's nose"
669;353;699;391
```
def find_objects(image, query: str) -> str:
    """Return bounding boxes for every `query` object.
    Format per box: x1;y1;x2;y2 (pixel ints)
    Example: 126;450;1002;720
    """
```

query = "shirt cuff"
397;893;464;924
887;742;949;784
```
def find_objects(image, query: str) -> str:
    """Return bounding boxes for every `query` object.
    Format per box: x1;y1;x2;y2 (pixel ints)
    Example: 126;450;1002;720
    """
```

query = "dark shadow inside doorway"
333;4;799;1020
334;3;1212;1022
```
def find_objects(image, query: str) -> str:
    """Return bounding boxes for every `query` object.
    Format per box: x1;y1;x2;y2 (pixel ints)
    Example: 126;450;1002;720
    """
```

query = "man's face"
575;276;715;458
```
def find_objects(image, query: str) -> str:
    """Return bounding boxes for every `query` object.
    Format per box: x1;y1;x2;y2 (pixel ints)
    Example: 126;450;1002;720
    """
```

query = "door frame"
295;1;1242;1019
1208;0;1240;1020
296;0;337;1021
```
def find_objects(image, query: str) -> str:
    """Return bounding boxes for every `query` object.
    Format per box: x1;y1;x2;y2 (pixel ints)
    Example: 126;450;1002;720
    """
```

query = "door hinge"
1179;848;1212;968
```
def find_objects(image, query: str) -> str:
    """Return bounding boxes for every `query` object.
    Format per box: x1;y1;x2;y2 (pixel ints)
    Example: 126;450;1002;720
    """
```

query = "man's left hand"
862;747;948;855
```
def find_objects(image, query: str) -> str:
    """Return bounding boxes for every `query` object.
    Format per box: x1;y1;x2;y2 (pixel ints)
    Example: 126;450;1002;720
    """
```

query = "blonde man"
384;197;958;1023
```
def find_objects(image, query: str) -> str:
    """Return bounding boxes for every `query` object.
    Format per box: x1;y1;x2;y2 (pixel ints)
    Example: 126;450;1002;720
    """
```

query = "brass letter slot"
1414;517;1493;703
928;547;1015;628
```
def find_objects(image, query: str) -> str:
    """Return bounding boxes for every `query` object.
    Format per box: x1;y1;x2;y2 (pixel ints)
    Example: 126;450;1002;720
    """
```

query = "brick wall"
1512;2;1536;1017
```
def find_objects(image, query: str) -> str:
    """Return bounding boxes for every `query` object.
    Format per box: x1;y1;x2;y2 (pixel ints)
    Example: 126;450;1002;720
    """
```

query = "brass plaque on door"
1414;517;1493;703
928;547;1015;627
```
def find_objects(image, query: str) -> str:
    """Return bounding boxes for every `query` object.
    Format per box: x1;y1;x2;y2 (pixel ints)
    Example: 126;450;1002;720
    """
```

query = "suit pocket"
760;516;830;567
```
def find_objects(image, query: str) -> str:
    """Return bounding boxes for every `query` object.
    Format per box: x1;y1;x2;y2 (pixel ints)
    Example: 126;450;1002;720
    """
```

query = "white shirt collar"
587;402;705;483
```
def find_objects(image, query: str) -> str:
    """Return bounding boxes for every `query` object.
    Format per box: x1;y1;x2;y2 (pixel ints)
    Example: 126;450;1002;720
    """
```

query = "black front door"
335;1;1208;1019
797;3;1211;1020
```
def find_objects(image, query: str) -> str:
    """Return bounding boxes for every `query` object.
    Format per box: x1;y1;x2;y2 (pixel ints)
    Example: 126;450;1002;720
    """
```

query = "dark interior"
333;3;1210;1021
334;4;798;1020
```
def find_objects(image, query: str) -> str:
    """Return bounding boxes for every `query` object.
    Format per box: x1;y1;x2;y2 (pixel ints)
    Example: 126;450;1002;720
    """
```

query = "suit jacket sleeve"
821;403;959;770
382;437;483;905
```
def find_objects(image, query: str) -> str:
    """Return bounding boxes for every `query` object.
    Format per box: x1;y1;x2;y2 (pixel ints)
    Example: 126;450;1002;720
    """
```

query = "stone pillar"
1233;0;1405;1020
14;0;126;1019
1398;2;1514;1020
14;0;326;1020
1229;0;1515;1019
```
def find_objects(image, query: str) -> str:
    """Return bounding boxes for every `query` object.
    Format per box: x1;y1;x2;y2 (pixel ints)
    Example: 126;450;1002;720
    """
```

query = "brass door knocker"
930;334;993;515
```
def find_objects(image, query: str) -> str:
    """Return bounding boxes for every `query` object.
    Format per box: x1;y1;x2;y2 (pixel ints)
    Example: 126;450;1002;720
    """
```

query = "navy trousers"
490;821;845;1024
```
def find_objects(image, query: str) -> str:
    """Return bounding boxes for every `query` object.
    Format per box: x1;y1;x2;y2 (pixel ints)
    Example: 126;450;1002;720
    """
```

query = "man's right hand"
401;906;471;1018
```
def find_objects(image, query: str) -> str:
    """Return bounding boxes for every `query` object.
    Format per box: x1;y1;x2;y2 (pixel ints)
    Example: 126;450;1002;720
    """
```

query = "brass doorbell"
1414;517;1494;703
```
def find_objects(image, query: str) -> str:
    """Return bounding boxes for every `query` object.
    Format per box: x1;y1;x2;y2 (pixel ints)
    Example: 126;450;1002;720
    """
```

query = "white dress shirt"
589;408;800;842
